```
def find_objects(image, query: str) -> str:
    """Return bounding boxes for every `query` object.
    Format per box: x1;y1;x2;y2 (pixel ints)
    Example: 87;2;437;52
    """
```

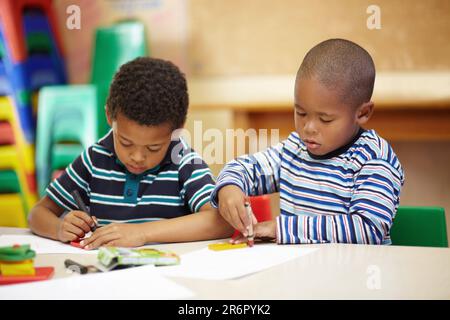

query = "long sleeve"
277;158;404;244
210;141;284;208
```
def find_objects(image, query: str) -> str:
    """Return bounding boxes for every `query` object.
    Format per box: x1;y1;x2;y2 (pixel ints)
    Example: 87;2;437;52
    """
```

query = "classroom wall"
188;0;450;75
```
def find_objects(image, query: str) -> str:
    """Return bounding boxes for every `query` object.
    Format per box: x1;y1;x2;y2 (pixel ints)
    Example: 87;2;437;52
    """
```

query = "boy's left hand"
80;223;146;250
230;220;277;244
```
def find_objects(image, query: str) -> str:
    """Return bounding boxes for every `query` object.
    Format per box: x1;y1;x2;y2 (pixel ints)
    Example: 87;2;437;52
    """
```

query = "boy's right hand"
57;210;96;243
218;185;254;235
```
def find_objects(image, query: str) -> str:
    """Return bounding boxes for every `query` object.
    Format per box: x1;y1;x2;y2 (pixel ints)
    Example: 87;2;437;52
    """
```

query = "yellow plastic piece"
0;194;28;227
0;259;35;276
208;242;248;251
0;145;37;213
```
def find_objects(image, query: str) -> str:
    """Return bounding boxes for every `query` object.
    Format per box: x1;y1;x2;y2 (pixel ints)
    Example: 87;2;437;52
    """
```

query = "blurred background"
0;0;449;240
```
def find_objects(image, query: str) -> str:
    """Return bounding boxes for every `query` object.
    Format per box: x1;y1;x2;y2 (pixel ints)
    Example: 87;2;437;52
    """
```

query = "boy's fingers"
73;211;95;228
70;216;92;233
61;231;79;242
238;203;250;229
63;222;85;238
231;235;246;244
84;233;119;250
81;225;114;246
230;205;246;235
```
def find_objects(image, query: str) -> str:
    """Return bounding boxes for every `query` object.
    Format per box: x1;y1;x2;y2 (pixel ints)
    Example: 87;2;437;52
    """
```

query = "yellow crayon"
208;242;248;251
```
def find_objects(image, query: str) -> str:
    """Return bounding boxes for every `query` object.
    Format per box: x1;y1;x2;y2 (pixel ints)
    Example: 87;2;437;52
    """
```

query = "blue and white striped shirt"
211;129;404;245
46;130;215;225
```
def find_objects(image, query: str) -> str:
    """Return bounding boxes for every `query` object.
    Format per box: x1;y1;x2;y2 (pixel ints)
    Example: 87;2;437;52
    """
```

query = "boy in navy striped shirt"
29;57;233;248
212;39;405;245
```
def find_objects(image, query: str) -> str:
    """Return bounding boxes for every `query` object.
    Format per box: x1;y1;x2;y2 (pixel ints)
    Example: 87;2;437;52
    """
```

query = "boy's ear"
105;106;112;127
356;101;374;125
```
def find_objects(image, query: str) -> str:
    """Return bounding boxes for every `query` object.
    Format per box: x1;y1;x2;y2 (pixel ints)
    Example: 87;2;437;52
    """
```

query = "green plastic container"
391;206;448;247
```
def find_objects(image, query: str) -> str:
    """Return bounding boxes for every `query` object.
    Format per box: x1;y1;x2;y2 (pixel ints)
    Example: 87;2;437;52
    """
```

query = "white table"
1;227;449;299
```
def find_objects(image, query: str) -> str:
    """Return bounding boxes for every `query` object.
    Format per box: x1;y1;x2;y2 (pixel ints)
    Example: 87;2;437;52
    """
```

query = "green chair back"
26;32;52;55
0;170;20;193
90;21;148;137
36;85;98;196
391;206;448;247
50;143;83;171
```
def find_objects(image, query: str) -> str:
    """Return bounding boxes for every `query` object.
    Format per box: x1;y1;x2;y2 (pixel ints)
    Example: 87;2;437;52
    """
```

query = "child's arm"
211;142;284;234
29;148;95;242
277;159;404;245
79;203;234;249
28;196;96;242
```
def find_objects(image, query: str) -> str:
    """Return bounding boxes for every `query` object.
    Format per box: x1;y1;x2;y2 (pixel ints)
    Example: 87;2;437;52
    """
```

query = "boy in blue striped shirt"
212;39;404;245
29;57;233;248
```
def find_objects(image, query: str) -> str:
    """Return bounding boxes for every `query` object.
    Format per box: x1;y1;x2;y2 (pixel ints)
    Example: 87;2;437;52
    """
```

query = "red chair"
231;195;273;238
249;195;273;222
0;0;64;63
0;121;15;145
51;169;64;181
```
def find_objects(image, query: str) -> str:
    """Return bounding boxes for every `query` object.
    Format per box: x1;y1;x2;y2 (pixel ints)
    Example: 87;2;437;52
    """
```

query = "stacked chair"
0;0;66;226
0;0;66;143
36;85;98;196
0;96;37;227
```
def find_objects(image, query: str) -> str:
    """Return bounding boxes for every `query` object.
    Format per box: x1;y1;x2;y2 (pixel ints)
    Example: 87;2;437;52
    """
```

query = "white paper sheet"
159;243;318;280
0;235;97;254
0;264;194;299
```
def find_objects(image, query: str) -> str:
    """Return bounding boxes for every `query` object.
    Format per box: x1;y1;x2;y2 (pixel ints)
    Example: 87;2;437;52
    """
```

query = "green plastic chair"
90;21;148;137
391;206;448;247
36;85;98;196
50;143;83;171
26;32;52;55
0;170;20;193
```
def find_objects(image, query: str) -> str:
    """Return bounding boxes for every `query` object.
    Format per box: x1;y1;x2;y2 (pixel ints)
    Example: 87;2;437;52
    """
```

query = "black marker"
64;259;99;274
71;190;97;231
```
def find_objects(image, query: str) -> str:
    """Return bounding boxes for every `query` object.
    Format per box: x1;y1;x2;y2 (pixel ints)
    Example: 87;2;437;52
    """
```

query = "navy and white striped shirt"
46;130;215;225
211;129;405;245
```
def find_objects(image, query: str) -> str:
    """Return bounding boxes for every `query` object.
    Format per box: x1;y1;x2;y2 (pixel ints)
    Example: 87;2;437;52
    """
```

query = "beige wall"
188;0;450;75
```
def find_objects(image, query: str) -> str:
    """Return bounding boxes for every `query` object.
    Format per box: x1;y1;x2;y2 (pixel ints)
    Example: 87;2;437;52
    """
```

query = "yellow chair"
0;96;35;173
0;193;27;227
0;146;37;220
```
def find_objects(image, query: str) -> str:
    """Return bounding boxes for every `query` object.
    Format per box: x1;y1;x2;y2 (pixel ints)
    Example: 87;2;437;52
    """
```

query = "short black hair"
106;57;188;129
297;39;375;108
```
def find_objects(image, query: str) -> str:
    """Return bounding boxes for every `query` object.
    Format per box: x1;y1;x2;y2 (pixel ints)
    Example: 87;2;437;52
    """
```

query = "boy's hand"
218;185;252;235
57;210;96;243
230;220;277;244
80;223;146;250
